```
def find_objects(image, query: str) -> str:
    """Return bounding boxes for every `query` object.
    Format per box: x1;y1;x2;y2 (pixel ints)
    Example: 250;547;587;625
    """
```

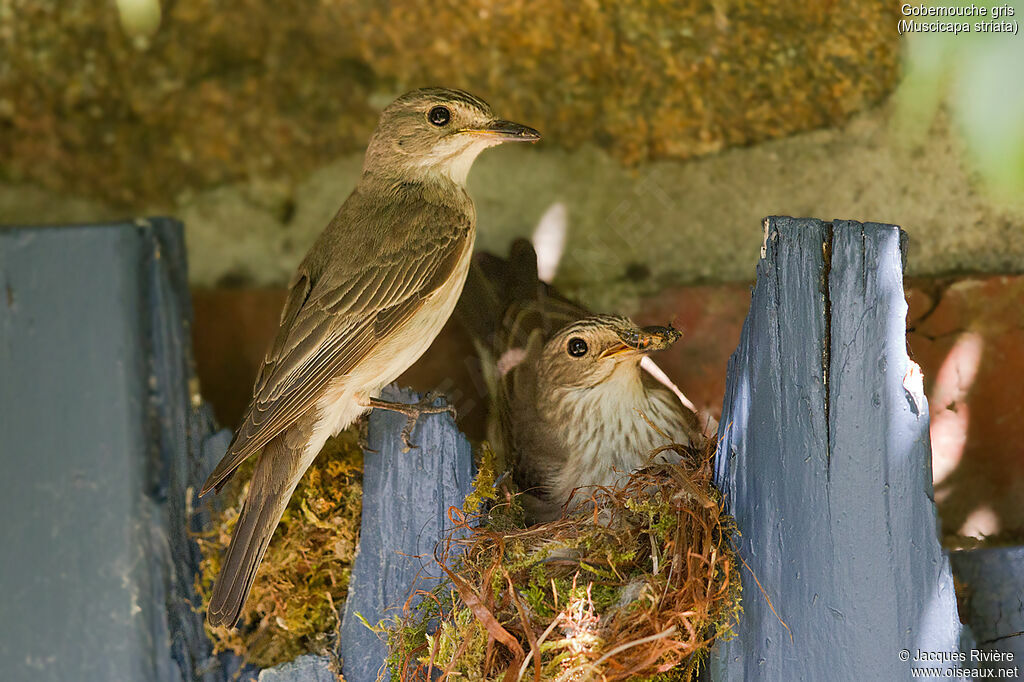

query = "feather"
202;192;472;496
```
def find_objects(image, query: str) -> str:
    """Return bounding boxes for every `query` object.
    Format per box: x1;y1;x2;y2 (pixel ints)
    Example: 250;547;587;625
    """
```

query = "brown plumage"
201;89;539;627
458;240;703;522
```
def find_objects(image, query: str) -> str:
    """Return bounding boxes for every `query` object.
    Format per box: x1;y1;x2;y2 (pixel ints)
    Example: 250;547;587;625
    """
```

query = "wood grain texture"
710;217;962;680
257;655;336;682
340;385;474;681
950;548;1024;675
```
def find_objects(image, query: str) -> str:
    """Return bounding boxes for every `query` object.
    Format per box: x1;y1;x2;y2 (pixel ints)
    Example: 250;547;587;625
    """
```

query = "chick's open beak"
464;119;541;142
599;324;682;360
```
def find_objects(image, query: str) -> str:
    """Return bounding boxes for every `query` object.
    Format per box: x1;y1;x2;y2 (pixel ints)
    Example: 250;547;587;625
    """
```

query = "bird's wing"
500;329;549;494
457;237;584;364
458;238;585;481
201;210;471;495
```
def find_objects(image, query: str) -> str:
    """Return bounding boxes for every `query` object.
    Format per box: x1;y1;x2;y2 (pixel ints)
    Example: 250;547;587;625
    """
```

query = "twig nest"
387;438;741;681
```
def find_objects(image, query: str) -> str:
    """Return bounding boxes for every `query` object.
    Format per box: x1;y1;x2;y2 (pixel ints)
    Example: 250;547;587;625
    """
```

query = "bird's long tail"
206;434;301;628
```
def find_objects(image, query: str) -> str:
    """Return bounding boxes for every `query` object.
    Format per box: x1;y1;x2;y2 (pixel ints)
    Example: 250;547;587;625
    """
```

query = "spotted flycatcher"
460;240;702;522
202;88;539;627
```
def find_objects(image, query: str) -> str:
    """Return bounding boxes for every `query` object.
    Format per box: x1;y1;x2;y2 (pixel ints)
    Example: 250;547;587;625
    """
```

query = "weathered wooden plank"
340;385;475;681
0;219;237;682
710;217;962;680
950;548;1024;675
257;654;336;682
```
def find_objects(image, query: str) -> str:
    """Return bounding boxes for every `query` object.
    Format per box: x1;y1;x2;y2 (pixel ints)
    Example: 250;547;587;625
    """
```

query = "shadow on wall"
907;277;1024;547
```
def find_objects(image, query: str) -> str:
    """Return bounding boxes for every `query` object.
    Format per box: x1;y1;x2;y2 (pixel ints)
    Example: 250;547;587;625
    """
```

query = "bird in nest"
457;239;707;523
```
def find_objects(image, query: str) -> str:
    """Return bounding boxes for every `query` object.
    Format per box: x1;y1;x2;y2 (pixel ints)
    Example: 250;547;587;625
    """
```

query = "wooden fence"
2;218;1019;681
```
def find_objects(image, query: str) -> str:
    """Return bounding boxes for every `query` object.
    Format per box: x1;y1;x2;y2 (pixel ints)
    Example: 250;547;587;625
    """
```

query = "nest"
386;437;741;681
195;429;363;668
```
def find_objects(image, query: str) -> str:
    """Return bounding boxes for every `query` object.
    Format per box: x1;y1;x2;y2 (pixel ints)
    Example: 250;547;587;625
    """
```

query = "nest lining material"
385;436;741;681
195;428;363;669
193;419;739;679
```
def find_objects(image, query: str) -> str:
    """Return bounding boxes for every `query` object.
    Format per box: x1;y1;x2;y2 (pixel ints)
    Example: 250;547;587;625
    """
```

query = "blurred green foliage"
895;1;1024;200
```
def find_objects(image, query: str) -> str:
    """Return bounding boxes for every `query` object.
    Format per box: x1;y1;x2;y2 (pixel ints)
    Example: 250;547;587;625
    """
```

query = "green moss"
522;582;555;620
195;429;363;669
462;442;499;515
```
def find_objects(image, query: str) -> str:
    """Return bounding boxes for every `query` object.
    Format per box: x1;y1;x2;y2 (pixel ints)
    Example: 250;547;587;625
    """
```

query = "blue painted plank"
0;219;238;682
257;654;336;682
711;217;962;680
950;548;1024;676
340;385;475;681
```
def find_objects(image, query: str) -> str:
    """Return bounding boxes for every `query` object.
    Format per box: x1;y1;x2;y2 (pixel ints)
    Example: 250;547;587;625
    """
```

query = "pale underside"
541;368;691;517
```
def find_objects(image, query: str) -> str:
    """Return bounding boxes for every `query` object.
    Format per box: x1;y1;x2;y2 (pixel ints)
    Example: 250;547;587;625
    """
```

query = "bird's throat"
550;362;648;424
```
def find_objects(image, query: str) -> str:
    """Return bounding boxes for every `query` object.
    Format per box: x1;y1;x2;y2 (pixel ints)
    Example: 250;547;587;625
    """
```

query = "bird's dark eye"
427;106;451;127
567;337;588;357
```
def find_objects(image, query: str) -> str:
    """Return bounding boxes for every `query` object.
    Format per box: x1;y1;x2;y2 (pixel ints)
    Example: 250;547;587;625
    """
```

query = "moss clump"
195;428;363;669
386;437;741;681
461;441;501;516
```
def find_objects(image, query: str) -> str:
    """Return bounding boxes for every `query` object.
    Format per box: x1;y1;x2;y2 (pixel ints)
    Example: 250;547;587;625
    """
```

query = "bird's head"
537;315;682;390
363;87;540;186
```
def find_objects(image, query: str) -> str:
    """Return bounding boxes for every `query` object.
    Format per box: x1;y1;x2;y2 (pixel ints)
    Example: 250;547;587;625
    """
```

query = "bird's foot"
367;392;457;451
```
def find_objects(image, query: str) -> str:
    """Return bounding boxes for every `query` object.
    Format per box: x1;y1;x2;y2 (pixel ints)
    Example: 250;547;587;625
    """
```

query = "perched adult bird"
201;88;539;627
458;240;704;522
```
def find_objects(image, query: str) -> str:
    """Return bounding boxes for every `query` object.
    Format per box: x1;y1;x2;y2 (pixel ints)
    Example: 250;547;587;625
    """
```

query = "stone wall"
2;1;897;203
2;1;1021;303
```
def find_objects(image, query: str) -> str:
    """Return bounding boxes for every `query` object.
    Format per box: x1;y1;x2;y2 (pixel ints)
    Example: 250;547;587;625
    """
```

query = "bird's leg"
356;417;377;454
367;392;457;451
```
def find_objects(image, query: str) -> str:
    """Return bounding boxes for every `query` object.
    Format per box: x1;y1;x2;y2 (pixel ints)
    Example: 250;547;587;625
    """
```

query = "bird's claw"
368;392;457;452
399;418;419;452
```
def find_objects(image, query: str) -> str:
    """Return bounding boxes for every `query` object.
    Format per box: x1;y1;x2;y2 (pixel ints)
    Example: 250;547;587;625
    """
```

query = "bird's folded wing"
201;225;469;495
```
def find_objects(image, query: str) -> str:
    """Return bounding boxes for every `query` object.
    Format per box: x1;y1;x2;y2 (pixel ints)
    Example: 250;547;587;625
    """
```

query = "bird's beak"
599;325;682;360
463;119;541;143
